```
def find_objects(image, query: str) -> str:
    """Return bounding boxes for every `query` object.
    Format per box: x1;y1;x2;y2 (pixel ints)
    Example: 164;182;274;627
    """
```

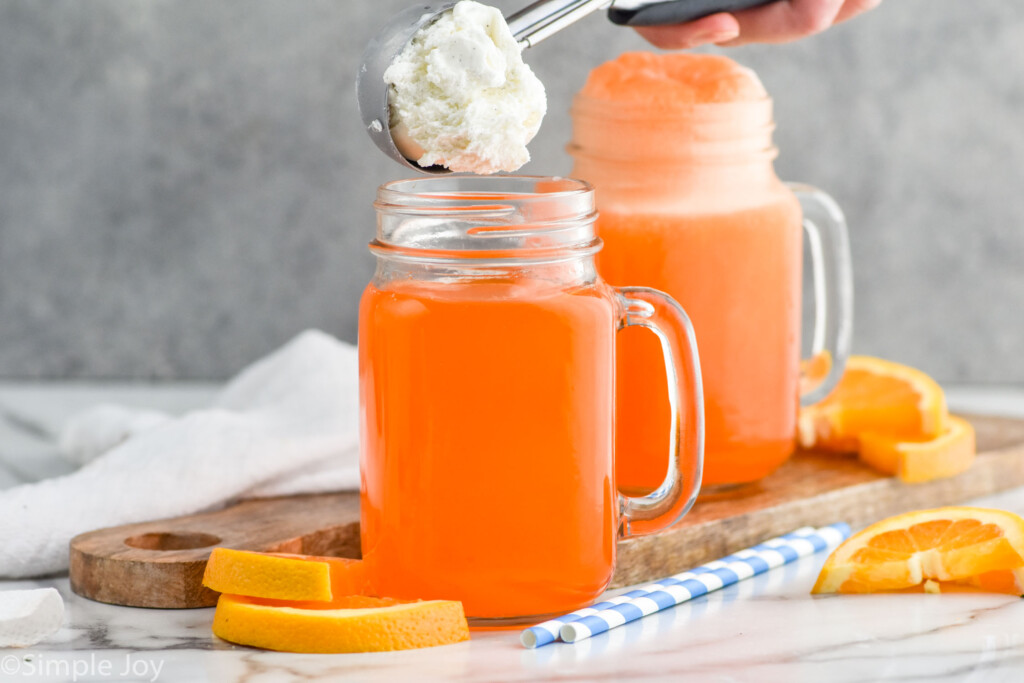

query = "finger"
719;0;845;46
835;0;882;24
633;13;740;50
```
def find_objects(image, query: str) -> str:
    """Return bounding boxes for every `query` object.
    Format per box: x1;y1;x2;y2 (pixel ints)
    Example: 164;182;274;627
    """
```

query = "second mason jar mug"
358;176;704;624
569;53;854;491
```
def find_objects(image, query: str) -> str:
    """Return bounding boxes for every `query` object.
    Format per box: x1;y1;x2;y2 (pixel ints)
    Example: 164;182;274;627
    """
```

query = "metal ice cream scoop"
356;0;777;174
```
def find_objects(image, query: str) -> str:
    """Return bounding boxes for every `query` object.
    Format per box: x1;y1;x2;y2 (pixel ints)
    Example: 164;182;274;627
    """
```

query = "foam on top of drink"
579;52;766;106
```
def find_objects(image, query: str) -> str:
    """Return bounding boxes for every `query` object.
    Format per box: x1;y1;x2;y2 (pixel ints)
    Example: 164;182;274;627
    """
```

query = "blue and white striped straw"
559;522;850;644
520;523;850;648
520;526;815;649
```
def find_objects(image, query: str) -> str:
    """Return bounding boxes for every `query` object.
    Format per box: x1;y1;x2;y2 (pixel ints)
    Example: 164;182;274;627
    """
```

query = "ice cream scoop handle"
608;0;778;26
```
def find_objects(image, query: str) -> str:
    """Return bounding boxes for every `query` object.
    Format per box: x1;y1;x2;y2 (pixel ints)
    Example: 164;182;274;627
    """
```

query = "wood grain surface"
70;493;361;608
69;414;1024;608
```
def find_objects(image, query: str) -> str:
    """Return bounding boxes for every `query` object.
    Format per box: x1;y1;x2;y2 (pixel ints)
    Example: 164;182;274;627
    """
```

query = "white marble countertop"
1;383;1024;682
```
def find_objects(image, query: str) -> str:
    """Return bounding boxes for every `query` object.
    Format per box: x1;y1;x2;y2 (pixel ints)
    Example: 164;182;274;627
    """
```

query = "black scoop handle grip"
608;0;778;27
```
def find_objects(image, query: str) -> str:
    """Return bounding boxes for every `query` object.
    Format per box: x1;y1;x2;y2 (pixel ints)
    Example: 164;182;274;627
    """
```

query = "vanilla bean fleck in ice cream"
383;0;547;174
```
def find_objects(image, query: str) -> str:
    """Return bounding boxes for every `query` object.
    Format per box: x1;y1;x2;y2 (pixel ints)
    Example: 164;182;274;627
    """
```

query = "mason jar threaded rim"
569;91;774;122
372;176;602;264
569;93;778;165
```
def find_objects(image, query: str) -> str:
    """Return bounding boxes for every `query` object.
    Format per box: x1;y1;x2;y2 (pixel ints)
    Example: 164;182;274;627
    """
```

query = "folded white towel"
0;330;359;578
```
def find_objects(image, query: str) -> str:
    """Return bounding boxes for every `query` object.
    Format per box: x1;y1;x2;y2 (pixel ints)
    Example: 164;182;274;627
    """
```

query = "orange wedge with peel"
799;350;833;397
212;594;470;653
798;356;948;453
203;548;370;602
813;507;1024;595
859;415;976;483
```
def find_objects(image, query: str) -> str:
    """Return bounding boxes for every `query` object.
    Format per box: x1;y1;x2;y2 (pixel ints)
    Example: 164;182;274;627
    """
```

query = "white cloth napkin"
0;329;359;578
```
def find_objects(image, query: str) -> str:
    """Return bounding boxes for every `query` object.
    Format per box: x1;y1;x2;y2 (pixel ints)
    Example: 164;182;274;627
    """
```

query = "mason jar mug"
570;89;853;491
359;176;705;624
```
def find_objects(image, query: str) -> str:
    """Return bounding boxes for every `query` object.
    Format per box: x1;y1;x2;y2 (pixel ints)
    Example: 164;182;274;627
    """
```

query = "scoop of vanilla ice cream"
383;0;547;174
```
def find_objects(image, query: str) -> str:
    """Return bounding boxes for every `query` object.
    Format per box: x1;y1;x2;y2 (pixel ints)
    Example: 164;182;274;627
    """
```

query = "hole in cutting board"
124;531;222;551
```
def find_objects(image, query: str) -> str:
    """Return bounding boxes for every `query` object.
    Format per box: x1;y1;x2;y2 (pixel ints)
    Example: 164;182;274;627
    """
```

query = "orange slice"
212;594;470;653
812;507;1024;595
859;415;976;483
798;356;948;453
799;351;833;397
203;548;370;602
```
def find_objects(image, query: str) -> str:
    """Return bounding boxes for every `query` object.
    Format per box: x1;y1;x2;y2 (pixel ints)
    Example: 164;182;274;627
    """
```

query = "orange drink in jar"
570;53;853;490
359;176;704;624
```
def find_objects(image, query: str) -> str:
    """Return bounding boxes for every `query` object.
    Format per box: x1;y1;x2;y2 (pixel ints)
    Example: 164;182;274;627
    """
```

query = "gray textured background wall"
1;1;1022;381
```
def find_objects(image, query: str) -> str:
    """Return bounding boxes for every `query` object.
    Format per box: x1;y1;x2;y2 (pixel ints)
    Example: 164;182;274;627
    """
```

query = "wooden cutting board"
69;414;1024;608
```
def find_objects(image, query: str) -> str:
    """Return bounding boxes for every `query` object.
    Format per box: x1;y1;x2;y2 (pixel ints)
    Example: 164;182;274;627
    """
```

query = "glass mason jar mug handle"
789;183;855;407
614;287;705;539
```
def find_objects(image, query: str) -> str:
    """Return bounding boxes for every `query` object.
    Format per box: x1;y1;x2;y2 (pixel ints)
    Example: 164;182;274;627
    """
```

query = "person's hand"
634;0;881;49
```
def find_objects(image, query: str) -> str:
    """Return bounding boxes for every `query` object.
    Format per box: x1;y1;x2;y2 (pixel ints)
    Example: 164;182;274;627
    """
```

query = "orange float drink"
359;177;704;624
599;204;802;488
570;53;851;490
